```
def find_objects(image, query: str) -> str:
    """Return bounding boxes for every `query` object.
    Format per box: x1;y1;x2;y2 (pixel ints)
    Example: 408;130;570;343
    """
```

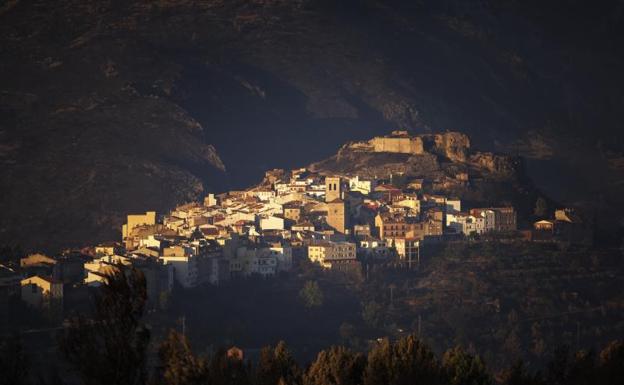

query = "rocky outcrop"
313;149;441;179
469;152;518;176
342;131;519;175
431;132;470;163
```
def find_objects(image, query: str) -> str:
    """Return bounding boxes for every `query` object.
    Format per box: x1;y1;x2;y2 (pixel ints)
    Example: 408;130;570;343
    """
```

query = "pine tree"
157;330;207;385
304;346;365;385
442;346;492;385
364;335;443;385
361;301;384;329
59;268;150;385
256;341;302;385
299;281;323;309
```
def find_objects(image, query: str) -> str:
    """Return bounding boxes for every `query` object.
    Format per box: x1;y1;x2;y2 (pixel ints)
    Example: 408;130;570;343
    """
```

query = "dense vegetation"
1;268;623;385
2;239;623;384
153;240;624;371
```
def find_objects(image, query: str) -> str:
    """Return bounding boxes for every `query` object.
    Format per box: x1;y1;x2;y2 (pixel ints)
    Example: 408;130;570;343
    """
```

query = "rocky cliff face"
431;132;470;163
1;0;624;249
469;152;519;176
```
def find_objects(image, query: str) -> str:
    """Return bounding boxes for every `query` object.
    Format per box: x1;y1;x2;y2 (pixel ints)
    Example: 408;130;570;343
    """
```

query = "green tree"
157;330;207;385
442;346;492;385
364;335;443;385
534;197;548;218
299;281;323;308
339;322;355;346
304;346;365;385
256;341;302;385
361;301;384;329
59;268;150;385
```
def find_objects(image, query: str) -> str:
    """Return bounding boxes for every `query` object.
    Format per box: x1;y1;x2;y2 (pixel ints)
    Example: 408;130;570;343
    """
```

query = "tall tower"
325;176;342;203
327;200;347;234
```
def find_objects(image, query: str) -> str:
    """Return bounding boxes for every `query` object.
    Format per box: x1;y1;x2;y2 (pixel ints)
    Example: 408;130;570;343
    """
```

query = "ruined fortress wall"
370;137;424;154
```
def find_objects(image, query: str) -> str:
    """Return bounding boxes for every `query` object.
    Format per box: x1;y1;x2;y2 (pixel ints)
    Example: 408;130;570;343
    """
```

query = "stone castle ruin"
348;130;471;163
342;130;516;176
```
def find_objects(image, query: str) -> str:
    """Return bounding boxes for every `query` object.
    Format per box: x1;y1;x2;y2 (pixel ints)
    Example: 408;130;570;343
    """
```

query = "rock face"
470;152;519;176
432;132;470;163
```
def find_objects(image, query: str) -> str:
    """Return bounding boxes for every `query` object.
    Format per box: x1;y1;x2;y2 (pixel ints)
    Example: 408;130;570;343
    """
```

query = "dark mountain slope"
1;0;623;249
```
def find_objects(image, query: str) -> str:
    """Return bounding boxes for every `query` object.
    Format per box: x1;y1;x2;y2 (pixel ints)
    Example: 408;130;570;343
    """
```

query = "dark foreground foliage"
1;268;623;385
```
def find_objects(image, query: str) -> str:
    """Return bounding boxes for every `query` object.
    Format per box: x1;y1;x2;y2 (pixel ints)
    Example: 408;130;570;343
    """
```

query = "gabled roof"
21;274;61;285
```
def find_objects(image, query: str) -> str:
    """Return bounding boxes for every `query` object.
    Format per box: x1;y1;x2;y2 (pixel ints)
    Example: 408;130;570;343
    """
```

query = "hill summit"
309;130;535;222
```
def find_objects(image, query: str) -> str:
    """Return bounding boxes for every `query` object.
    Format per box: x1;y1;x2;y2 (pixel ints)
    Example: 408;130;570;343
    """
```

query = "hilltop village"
3;131;591;313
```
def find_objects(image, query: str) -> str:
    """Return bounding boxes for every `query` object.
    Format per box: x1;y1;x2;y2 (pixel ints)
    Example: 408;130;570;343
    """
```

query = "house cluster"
114;168;517;285
531;208;592;245
0;249;174;315
2;167;520;315
446;207;517;235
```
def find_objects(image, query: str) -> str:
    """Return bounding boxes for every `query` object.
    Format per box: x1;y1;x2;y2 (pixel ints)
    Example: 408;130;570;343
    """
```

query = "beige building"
308;241;356;269
283;204;301;222
204;193;217;207
21;275;63;308
392;238;420;262
394;197;421;214
292;222;315;232
95;243;124;257
326;199;347;234
122;211;156;238
325;176;342;202
376;213;439;240
370;135;424;154
534;220;555;232
492;207;517;231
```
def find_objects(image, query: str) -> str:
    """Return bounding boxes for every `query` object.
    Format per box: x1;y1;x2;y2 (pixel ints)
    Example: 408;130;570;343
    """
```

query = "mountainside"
1;0;623;250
